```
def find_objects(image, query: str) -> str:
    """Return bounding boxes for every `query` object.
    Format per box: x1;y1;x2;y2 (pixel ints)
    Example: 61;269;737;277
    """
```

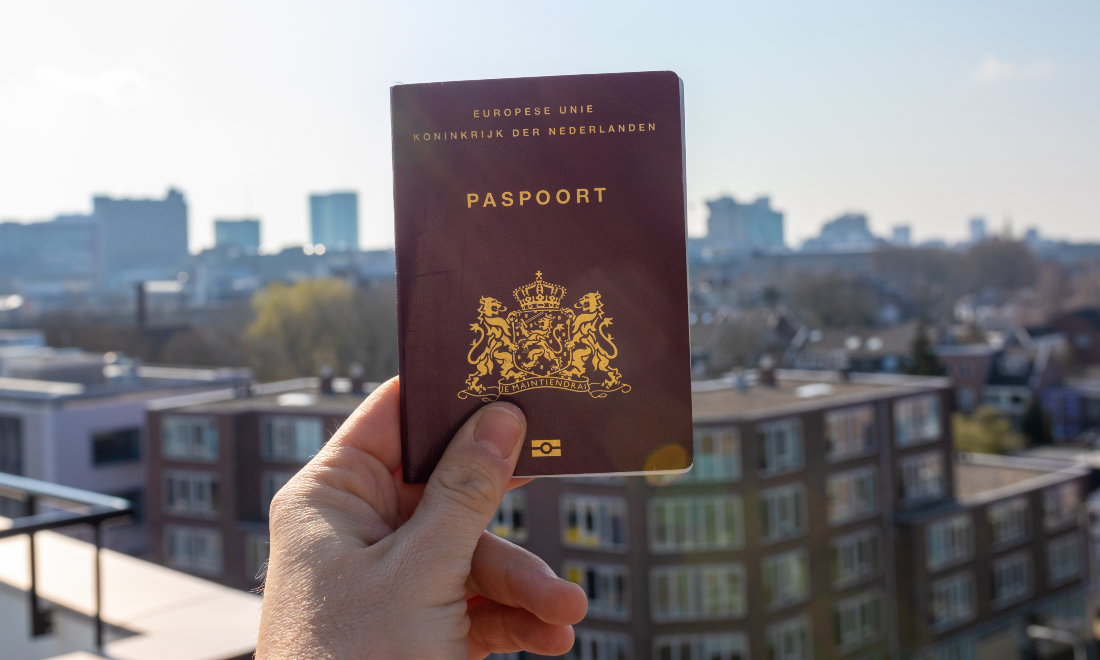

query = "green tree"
906;321;943;376
952;407;1024;454
1020;396;1053;446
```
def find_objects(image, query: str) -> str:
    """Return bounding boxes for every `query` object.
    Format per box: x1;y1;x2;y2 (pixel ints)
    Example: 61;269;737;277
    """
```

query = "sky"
0;0;1097;252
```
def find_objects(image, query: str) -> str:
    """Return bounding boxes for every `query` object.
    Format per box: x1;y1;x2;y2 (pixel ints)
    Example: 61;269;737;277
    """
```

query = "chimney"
758;354;777;388
135;282;147;330
349;363;365;395
319;364;334;394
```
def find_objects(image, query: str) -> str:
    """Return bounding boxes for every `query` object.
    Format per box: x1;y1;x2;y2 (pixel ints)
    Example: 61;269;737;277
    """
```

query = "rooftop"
0;526;260;660
148;376;377;415
691;369;949;421
953;452;1090;505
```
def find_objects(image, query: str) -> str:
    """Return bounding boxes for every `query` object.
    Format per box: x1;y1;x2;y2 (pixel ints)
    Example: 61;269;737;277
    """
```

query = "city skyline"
1;1;1098;252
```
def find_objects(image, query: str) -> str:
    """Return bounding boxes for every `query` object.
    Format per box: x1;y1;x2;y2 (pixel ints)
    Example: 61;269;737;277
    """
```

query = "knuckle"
432;459;502;514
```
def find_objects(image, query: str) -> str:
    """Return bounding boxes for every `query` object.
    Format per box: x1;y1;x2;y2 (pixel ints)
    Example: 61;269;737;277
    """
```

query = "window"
261;471;296;518
489;490;527;542
760;484;807;543
827;467;878;525
245;534;270;581
1046;588;1088;630
766;615;812;660
894;394;941;446
988;498;1029;548
930;572;975;630
571;629;631;660
0;415;23;475
1047;534;1084;585
651;563;746;622
563;561;629;620
1043;482;1080;531
162;415;218;461
758;419;803;475
900;451;945;503
261;416;325;463
831;528;882;587
92;427;141;465
834;590;883;650
825;406;875;462
163;470;219;517
684;427;741;482
654;633;748;660
957;388;975;412
992;552;1030;607
561;495;628;551
649;495;744;553
762;549;810;610
164;525;222;576
926;515;973;570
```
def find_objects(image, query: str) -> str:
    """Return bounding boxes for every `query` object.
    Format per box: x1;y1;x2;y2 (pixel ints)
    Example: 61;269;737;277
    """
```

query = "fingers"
402;403;526;558
325;376;403;472
466;598;576;659
467;531;587;626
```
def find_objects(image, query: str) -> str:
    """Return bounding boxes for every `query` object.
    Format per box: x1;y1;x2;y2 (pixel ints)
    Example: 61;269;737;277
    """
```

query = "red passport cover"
391;71;693;483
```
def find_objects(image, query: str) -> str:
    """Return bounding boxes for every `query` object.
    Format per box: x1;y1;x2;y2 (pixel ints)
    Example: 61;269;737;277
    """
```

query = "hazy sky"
1;1;1097;252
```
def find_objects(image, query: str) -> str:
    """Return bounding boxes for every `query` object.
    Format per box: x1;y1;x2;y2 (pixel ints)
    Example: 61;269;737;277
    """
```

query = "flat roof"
151;377;377;416
0;366;251;403
691;370;949;422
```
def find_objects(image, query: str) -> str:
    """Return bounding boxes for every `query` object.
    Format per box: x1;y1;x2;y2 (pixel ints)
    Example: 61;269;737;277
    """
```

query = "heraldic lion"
562;292;622;388
465;296;520;393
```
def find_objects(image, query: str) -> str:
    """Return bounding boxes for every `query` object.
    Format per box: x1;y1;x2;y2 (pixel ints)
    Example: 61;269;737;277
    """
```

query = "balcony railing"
0;472;132;652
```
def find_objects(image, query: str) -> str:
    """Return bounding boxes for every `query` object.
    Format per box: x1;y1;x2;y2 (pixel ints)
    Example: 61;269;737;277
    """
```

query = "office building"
494;371;1092;660
0;215;96;283
0;347;251;554
309;192;359;252
145;375;369;589
891;225;912;247
802;214;880;253
969;218;987;244
703;196;785;254
214;218;261;251
94;189;189;289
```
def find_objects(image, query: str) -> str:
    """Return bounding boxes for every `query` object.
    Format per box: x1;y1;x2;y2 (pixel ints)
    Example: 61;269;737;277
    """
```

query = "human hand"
256;377;587;659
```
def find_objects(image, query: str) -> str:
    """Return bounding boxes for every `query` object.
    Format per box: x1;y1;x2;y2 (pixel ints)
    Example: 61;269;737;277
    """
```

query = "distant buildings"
969;217;987;244
310;192;359;252
214;218;261;251
802;213;881;253
699;196;785;255
95;189;190;290
892;225;912;247
0;214;96;284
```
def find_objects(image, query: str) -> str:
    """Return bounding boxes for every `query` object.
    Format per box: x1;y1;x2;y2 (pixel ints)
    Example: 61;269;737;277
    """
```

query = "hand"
257;377;587;659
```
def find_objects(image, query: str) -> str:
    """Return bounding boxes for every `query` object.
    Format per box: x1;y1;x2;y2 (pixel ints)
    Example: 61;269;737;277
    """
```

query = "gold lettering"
580;126;585;134
471;130;478;139
461;131;467;139
504;109;511;116
467;193;479;208
474;110;479;117
532;128;539;136
618;125;625;132
533;107;540;115
556;189;570;204
629;124;635;132
570;106;577;113
494;109;500;117
589;125;595;133
525;107;530;116
483;193;496;208
594;188;605;202
424;133;432;141
569;126;576;134
523;128;529;137
577;189;589;203
648;123;655;130
549;128;556;135
638;124;644;132
502;192;513;206
587;105;593;113
451;132;457;139
608;125;615;133
434;132;441;140
560;126;565;134
559;106;567;114
536;190;550;205
513;129;520;137
519;191;531;205
599;126;605;134
495;130;502;137
544;107;550;115
514;107;521;116
413;133;419;141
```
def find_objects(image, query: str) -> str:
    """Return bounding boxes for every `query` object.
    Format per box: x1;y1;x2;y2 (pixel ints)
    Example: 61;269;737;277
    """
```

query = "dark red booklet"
391;71;693;483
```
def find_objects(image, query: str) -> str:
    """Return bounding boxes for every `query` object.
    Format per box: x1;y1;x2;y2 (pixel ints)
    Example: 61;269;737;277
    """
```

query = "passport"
391;71;693;483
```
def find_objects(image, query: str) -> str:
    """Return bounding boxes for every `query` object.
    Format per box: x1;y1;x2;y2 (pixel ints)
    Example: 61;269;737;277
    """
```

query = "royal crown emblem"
458;271;631;401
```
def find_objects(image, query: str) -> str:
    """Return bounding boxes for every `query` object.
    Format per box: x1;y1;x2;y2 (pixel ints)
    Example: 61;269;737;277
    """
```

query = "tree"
784;272;879;328
952;407;1024;454
906;321;943;376
1020;395;1053;446
965;239;1038;292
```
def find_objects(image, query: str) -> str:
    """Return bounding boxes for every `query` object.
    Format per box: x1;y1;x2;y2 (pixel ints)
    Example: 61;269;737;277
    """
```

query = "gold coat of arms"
458;272;631;401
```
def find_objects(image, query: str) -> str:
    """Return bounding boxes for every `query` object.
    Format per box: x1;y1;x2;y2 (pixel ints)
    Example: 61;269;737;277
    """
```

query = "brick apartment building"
491;370;1093;660
145;376;366;589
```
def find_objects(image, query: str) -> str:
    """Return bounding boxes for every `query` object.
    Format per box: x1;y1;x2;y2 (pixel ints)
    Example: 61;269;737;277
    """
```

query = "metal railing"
0;472;132;652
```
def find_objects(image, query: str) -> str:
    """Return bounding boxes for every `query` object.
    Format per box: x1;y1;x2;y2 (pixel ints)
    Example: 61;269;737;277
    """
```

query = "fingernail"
474;406;523;460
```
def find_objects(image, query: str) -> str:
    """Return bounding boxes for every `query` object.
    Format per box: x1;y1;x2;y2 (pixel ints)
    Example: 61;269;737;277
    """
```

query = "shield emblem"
510;308;572;377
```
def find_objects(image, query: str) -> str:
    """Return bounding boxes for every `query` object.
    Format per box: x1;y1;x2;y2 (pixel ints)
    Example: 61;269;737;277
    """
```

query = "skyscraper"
94;189;189;289
891;225;912;247
309;192;359;252
704;196;785;253
969;217;986;244
214;218;261;251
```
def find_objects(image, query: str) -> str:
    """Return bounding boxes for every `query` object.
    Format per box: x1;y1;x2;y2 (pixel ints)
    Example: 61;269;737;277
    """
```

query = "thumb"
403;402;527;558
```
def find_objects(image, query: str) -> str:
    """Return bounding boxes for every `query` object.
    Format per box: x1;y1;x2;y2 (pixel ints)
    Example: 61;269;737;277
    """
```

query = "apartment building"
145;376;369;589
490;370;1093;660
